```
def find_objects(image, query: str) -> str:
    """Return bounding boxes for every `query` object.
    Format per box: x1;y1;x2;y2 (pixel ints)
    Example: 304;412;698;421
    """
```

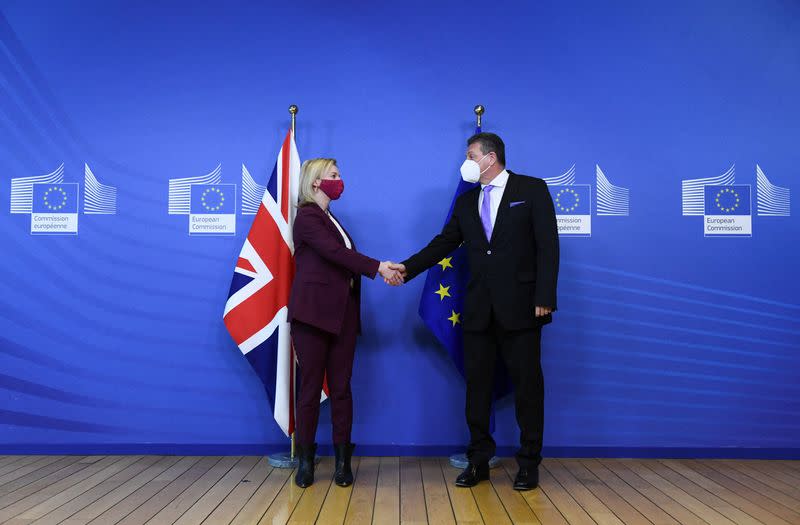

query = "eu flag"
704;185;751;216
418;127;512;413
190;184;236;214
32;183;79;213
549;184;591;215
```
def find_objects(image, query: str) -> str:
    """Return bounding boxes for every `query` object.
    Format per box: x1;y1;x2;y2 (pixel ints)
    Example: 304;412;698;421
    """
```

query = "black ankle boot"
333;443;355;487
294;443;316;488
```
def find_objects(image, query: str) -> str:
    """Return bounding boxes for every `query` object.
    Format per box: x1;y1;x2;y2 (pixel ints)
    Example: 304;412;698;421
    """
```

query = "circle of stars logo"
714;187;740;213
555;188;580;213
43;186;67;211
201;187;225;211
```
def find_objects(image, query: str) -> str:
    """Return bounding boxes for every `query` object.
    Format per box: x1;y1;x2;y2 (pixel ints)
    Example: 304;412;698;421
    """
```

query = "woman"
287;158;401;488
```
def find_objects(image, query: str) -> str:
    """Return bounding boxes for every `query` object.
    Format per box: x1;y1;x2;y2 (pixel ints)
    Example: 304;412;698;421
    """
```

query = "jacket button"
486;250;492;255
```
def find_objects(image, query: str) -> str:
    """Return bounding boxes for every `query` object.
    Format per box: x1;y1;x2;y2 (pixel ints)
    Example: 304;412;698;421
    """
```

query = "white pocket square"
510;201;526;207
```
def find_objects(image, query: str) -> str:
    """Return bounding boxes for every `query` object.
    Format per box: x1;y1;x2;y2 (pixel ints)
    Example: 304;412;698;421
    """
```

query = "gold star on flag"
447;310;461;327
437;257;453;271
434;284;451;301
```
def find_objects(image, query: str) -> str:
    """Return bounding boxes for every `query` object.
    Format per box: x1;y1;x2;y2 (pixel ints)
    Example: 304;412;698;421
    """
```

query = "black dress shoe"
455;462;490;487
333;443;355;487
513;466;539;491
294;443;317;488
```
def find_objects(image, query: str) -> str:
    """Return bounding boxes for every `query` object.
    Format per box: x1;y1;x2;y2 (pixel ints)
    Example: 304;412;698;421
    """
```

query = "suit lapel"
489;172;516;245
312;204;346;246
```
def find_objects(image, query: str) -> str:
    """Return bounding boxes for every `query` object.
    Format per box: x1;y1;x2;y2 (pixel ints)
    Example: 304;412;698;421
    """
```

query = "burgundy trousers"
291;288;358;445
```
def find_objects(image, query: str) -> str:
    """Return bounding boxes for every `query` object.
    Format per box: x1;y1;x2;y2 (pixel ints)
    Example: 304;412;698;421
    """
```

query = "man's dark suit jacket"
288;203;380;336
403;171;559;331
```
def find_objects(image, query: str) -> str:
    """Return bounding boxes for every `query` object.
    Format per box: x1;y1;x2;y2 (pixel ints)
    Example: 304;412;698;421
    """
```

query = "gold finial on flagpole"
474;105;485;128
289;105;298;135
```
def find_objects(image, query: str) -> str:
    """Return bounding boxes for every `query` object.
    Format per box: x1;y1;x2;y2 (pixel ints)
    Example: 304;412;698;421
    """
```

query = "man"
394;132;559;490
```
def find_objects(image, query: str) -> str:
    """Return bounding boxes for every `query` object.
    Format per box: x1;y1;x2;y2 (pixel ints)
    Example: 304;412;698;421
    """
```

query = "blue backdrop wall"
1;0;798;457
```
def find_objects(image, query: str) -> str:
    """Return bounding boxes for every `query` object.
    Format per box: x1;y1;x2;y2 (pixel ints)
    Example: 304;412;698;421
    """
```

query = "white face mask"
460;153;491;183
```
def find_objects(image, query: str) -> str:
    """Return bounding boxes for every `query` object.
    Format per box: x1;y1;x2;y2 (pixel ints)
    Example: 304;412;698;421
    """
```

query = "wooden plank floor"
0;457;797;524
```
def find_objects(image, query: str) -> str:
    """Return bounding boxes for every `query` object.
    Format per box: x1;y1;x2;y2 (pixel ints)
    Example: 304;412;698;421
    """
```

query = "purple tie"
480;184;494;241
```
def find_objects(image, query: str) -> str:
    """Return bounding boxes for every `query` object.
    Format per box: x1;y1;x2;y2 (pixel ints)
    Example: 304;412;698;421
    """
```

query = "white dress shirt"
327;211;356;287
326;211;352;249
478;169;509;228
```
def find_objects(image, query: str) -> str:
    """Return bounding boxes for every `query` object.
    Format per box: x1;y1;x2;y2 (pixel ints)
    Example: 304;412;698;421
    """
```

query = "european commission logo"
704;184;752;237
168;164;237;235
544;164;630;237
190;183;236;235
9;164;117;235
31;183;79;234
545;165;591;236
682;164;790;236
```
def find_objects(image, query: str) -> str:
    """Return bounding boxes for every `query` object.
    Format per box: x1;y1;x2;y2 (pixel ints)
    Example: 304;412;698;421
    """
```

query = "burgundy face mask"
318;179;344;200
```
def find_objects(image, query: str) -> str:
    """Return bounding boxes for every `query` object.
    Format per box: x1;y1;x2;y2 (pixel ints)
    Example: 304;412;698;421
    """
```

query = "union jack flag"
224;129;326;436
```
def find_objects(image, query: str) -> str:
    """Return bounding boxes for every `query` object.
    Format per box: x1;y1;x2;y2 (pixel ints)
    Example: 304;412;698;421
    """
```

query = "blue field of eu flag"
549;184;591;215
32;183;79;213
704;185;751;215
418;127;512;414
190;184;236;214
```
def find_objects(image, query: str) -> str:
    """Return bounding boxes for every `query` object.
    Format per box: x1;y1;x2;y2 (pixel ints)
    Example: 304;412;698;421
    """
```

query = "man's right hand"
390;262;407;281
379;261;405;286
380;262;407;286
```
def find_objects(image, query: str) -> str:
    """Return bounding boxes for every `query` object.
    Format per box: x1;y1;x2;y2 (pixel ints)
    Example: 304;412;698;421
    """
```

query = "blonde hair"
298;158;338;207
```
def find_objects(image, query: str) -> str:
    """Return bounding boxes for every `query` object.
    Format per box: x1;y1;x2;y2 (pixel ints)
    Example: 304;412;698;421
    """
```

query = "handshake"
378;261;407;286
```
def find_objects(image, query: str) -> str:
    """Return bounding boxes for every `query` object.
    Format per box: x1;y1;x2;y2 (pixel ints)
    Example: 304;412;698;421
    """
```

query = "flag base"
448;453;500;469
267;452;320;469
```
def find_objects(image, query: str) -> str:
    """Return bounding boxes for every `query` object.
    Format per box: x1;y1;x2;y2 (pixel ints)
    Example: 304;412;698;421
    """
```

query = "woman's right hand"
379;261;404;286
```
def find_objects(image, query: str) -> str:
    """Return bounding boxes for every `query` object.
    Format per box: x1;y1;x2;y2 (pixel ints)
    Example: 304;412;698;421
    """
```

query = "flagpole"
268;104;303;470
449;104;500;471
289;104;298;464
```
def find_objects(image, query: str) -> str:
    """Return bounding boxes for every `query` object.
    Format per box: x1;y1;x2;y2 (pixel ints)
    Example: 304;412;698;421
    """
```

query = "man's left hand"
535;306;553;317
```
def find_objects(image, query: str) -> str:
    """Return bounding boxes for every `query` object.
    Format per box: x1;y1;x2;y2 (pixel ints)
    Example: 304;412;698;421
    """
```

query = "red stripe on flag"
224;283;285;344
280;131;291;221
236;257;256;273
